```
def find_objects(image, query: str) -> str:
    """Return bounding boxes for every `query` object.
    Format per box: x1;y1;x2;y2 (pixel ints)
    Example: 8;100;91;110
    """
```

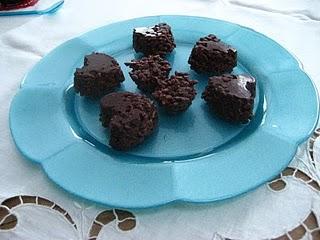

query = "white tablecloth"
0;0;320;239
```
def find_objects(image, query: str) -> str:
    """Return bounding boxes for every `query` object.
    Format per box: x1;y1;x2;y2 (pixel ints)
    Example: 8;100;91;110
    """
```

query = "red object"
0;0;38;11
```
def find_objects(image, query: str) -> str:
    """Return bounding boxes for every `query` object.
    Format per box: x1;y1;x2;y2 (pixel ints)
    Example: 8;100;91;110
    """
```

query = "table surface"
0;0;320;240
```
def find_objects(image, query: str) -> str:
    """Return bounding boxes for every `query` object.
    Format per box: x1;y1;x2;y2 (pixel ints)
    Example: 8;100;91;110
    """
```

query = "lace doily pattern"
308;128;320;167
0;195;137;239
268;167;320;192
88;209;136;240
0;195;77;231
1;128;320;240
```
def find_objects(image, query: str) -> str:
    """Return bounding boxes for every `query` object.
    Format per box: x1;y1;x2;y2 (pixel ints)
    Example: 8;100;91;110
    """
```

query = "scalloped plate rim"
9;15;319;208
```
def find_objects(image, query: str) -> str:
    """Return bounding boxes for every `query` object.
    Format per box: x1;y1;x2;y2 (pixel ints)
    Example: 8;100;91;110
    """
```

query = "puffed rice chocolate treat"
153;72;198;113
202;74;256;123
133;23;176;56
125;55;171;92
74;53;125;97
188;34;237;74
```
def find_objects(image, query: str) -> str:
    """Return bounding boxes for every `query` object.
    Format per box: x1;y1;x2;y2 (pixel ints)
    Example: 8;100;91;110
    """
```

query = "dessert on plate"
202;74;256;123
188;34;237;75
133;23;176;56
74;53;125;98
100;92;158;150
125;55;171;93
153;72;198;113
76;25;254;151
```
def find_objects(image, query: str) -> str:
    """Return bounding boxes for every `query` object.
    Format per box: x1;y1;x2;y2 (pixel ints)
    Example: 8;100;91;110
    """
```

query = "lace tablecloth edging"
0;128;319;240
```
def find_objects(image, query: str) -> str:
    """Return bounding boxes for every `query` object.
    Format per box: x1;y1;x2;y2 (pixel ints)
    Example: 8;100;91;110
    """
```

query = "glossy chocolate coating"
74;53;124;97
202;74;256;123
133;23;176;56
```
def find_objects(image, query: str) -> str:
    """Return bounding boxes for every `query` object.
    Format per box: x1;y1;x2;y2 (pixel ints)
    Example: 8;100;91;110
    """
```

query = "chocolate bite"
0;0;23;4
100;92;158;150
153;72;198;113
0;0;38;10
133;23;176;56
74;53;125;98
202;74;256;123
125;55;171;93
188;34;237;74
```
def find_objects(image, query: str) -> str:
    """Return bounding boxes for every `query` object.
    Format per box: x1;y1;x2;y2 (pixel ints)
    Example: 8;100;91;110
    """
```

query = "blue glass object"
10;16;319;208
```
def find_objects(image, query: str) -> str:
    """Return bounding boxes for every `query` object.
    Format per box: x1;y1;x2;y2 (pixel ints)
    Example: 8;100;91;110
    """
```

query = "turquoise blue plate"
0;1;64;16
10;15;319;208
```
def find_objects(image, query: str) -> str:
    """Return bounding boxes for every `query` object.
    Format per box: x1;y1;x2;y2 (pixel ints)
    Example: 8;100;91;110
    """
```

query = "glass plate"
10;15;319;208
